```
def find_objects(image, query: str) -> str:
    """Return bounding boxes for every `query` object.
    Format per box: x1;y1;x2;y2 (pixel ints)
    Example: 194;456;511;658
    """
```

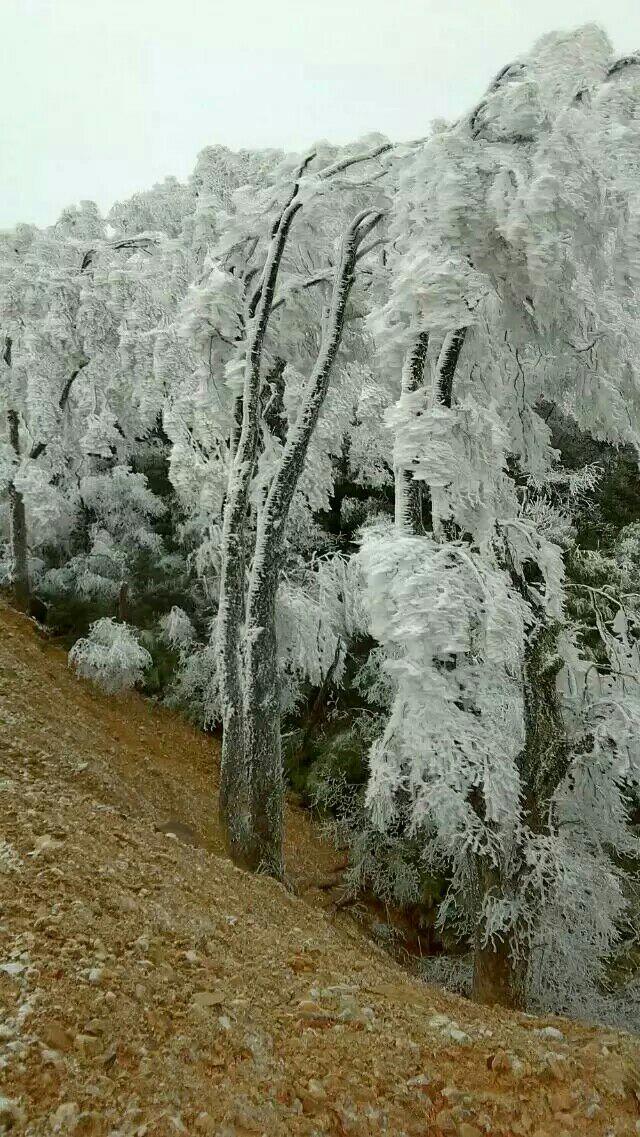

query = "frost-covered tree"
69;616;152;693
361;26;640;1010
4;27;640;1026
208;143;395;876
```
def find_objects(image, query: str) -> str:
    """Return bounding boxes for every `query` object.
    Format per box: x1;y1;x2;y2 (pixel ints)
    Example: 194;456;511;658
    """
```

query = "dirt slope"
0;601;638;1137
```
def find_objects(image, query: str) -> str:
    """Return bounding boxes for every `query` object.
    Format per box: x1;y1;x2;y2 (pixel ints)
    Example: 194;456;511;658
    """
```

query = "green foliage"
138;631;181;697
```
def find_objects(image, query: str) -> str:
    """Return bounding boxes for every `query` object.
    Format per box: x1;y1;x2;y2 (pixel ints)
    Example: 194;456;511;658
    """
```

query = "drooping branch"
271;234;386;313
29;357;90;461
245;152;317;320
258;211;383;529
317;141;393;181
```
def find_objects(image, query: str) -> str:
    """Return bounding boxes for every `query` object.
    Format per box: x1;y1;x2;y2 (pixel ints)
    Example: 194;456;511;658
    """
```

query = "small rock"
0;961;26;977
429;1013;451;1029
29;834;64;857
584;1095;601;1119
40;1023;74;1052
406;1073;433;1088
307;1078;326;1099
434;1109;457;1134
73;1112;106;1136
87;967;104;986
192;990;225;1008
288;954;314;973
75;1033;102;1057
194;1114;216;1135
300;1093;326;1117
51;1102;79;1131
535;1026;564;1041
83;1018;107;1036
0;1097;26;1130
297;1000;322;1014
442;1086;465;1104
548;1089;573;1113
457;1124;483;1137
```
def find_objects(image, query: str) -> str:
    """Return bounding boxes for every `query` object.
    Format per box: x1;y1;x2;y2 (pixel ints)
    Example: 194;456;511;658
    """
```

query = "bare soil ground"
1;600;639;1136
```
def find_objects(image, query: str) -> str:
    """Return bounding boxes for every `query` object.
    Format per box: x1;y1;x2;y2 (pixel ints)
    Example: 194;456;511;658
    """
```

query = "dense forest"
2;25;640;1028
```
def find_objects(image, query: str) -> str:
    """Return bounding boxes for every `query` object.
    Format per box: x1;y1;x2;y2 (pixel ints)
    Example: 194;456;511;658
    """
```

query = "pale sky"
2;0;640;229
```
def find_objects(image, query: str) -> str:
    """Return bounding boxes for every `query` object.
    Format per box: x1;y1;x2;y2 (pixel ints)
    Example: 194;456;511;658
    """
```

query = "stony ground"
0;601;639;1137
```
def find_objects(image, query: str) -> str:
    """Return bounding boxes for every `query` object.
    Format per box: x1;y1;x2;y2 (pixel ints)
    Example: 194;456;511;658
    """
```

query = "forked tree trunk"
217;166;310;865
217;143;383;873
242;209;382;876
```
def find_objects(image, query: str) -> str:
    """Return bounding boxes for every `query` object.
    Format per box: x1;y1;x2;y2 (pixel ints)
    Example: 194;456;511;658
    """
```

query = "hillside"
0;601;639;1137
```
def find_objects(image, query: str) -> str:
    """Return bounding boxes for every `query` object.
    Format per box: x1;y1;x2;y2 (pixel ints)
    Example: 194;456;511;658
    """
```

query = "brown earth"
0;599;639;1136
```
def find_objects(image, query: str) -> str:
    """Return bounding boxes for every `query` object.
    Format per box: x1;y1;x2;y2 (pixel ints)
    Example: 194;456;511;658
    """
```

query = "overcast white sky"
2;0;640;229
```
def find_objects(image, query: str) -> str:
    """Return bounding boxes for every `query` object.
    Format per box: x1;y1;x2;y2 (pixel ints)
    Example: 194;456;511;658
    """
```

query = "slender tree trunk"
2;338;30;611
471;618;568;1008
7;409;30;612
394;332;429;532
435;327;467;409
399;322;533;1008
519;620;569;825
117;580;130;623
242;209;382;876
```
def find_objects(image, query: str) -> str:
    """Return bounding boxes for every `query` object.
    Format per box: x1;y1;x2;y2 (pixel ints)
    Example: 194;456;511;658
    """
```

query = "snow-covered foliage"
3;21;640;1022
69;618;152;693
358;25;640;1016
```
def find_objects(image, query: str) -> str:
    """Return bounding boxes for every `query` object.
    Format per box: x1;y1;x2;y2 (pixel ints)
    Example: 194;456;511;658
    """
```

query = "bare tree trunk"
117;580;130;623
471;616;568;1008
3;338;30;612
242;209;383;876
394;332;429;532
469;850;529;1008
472;932;528;1008
435;327;466;409
7;408;30;612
